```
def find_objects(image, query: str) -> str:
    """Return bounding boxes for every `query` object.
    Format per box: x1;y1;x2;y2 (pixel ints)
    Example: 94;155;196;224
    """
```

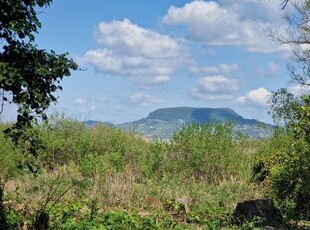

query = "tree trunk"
0;179;8;230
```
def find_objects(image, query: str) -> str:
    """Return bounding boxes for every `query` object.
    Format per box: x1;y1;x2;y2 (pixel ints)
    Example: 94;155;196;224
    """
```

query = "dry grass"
3;161;258;220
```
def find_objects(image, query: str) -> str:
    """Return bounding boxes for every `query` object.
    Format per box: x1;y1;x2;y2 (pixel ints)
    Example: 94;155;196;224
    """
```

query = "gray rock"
233;198;286;229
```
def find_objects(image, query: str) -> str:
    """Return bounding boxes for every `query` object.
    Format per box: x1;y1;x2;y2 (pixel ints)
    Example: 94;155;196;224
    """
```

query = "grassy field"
0;115;305;229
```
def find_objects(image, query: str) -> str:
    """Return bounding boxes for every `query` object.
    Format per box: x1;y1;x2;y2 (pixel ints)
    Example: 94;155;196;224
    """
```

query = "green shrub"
0;115;262;229
34;114;149;174
254;128;310;219
139;141;165;178
0;123;23;179
49;204;168;230
161;122;251;182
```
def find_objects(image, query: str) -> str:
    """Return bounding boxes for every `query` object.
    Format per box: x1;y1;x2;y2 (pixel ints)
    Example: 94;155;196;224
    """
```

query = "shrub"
139;141;165;178
161;122;251;182
35;114;150;174
254;92;310;219
0;123;23;179
0;115;260;229
253;127;310;219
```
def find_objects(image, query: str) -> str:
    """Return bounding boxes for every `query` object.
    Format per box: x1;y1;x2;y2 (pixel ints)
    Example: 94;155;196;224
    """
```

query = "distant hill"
84;120;114;127
116;107;273;140
146;107;258;125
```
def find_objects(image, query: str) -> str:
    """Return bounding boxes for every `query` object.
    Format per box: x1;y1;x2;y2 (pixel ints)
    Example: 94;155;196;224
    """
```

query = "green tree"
0;1;77;227
0;0;78;155
256;0;310;218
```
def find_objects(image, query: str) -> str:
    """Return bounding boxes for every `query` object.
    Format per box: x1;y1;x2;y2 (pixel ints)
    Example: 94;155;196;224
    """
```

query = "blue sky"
5;0;301;124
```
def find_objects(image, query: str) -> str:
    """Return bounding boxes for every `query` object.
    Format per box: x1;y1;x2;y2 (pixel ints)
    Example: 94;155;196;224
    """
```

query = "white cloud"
90;105;97;110
95;18;182;58
136;75;171;89
163;1;289;53
191;88;233;100
218;0;285;23
236;87;271;107
130;93;162;106
80;18;189;88
75;98;87;105
191;75;239;100
198;76;239;93
189;63;239;75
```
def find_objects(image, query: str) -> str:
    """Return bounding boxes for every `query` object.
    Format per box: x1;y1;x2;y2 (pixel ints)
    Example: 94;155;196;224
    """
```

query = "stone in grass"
233;198;285;229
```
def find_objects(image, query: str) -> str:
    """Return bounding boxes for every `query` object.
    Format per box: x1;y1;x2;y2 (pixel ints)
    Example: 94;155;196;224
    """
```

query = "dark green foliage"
49;203;169;230
261;1;310;220
256;94;310;219
0;42;77;124
0;0;77;158
101;212;159;230
0;2;78;225
33;211;49;230
0;181;23;230
2;208;22;230
0;0;52;43
0;181;8;230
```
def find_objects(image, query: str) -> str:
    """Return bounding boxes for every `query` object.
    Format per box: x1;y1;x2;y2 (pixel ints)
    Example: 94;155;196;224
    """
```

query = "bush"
254;127;310;219
49;203;169;230
0;115;261;229
0;123;23;179
35;114;150;174
160;122;251;182
254;93;310;219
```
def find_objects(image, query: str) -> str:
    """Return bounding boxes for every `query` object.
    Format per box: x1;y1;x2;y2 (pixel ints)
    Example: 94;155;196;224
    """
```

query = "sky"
4;0;303;124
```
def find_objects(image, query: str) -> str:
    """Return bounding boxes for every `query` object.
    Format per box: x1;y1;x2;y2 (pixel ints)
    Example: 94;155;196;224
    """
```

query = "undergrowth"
0;115;271;229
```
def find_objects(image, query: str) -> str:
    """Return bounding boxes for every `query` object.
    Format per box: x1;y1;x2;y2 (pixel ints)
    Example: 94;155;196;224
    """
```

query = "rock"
33;211;49;230
233;198;285;229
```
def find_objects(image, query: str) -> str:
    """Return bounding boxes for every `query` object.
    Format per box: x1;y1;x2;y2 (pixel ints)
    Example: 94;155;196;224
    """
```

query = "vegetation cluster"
2;0;310;229
0;115;309;229
0;117;262;229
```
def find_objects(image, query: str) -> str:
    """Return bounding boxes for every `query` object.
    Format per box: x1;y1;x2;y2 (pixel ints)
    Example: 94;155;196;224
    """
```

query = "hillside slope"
117;107;272;139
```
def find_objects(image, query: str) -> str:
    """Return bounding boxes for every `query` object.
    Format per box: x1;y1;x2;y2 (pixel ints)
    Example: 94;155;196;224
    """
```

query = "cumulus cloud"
191;75;239;100
163;1;289;53
236;87;271;107
80;18;188;88
218;0;285;23
130;92;162;106
94;18;182;58
136;75;171;89
189;63;239;75
198;76;239;93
